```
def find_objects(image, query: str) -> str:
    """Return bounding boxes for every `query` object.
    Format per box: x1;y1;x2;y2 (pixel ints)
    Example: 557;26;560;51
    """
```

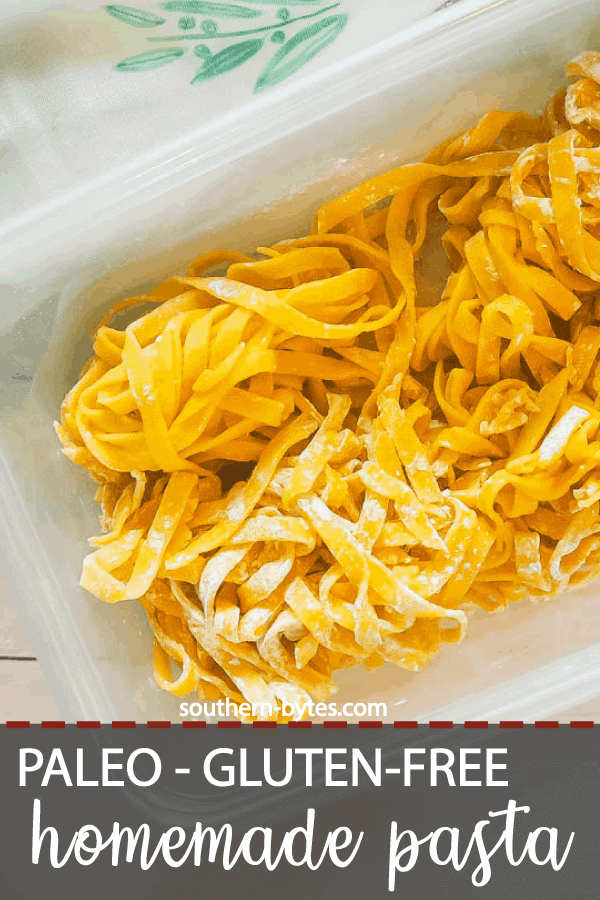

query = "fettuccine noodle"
57;53;600;719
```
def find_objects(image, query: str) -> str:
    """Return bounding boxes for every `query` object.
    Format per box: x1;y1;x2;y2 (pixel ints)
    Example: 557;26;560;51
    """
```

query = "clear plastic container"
2;0;600;722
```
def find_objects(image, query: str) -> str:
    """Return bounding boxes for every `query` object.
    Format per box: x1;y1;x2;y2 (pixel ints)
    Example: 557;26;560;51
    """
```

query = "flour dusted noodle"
57;52;600;719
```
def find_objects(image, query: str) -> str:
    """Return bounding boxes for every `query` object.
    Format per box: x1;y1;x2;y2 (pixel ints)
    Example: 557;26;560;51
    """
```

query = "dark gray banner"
0;725;597;898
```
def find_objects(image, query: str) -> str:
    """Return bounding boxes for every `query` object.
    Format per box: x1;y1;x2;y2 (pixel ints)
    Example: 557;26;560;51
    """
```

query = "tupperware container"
2;0;600;723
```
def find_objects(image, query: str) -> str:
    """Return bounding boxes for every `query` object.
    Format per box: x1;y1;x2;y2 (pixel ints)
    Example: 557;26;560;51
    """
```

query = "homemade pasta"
57;52;600;719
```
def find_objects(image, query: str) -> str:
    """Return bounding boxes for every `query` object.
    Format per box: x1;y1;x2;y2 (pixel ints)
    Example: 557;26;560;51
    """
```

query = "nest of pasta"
57;52;600;719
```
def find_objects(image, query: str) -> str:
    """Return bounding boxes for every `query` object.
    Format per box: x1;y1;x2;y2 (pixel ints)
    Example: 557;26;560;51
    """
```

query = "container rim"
0;0;586;259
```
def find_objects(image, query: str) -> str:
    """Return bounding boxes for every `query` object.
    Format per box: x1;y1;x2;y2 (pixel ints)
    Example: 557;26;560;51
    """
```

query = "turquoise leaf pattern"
243;1;326;5
160;2;261;16
255;14;347;92
193;44;213;59
201;19;218;34
104;5;166;26
191;38;263;81
116;47;186;70
105;1;348;91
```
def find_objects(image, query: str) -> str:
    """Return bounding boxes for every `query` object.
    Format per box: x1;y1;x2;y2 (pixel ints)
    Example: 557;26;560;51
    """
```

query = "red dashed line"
3;719;592;728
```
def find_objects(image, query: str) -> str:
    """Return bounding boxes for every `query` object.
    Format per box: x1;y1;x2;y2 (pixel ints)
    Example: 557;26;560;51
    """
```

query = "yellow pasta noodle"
56;51;600;719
